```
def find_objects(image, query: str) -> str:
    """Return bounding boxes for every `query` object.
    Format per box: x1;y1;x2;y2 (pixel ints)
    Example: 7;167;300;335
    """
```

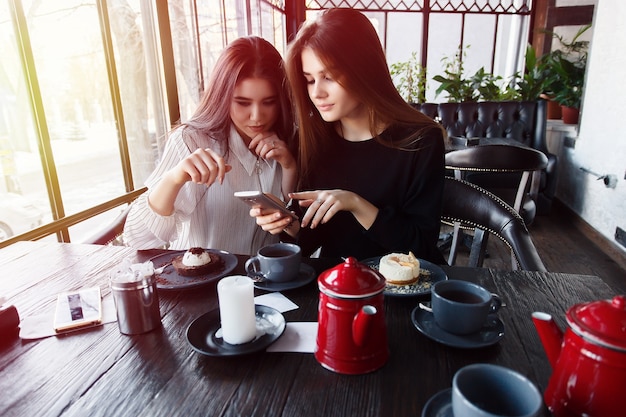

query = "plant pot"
561;106;579;124
541;94;562;119
547;100;563;120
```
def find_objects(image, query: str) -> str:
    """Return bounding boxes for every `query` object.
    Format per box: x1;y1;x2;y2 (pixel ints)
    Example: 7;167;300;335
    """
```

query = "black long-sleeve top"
297;124;446;265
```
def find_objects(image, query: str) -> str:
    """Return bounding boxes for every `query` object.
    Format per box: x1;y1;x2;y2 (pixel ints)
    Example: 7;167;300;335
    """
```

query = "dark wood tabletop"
0;241;619;417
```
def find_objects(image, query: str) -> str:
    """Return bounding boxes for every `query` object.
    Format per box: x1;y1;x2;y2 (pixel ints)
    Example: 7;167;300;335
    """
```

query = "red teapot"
315;257;388;374
532;295;626;417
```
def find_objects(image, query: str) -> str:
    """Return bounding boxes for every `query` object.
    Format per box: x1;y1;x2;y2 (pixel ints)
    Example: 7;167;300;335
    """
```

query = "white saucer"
253;263;316;291
422;388;453;417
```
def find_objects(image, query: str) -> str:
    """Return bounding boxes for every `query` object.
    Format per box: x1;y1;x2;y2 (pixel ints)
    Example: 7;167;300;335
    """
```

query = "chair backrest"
83;206;131;245
441;177;547;272
413;100;548;153
415;100;559;217
445;144;548;221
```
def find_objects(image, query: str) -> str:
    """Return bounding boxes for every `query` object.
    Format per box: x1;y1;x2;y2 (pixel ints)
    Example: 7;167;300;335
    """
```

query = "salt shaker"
110;261;161;335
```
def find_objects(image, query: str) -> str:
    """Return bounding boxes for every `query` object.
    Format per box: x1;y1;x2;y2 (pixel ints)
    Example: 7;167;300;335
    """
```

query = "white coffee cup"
453;363;543;417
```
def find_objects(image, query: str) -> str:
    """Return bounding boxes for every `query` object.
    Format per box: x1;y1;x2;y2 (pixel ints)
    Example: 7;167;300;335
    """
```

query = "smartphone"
234;191;298;220
53;287;103;333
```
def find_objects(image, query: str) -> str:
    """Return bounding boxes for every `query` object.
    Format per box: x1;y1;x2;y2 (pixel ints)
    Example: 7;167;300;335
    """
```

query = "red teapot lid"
566;295;626;351
318;257;386;299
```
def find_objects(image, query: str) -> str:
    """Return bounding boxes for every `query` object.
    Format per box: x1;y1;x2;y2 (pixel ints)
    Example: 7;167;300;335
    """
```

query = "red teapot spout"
352;305;377;347
532;311;564;368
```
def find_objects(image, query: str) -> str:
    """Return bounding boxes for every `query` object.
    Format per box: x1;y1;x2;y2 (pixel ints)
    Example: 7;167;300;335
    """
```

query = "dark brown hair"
286;8;442;179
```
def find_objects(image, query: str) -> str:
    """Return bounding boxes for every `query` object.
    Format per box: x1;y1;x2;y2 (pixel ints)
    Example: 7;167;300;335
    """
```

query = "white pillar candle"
217;275;256;344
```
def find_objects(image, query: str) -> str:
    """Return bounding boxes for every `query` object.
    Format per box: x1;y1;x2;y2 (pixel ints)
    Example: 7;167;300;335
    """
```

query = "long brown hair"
181;36;295;152
285;8;442;179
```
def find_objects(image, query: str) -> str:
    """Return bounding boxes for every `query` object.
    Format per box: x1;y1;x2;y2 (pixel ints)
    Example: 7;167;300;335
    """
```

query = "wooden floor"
442;200;626;294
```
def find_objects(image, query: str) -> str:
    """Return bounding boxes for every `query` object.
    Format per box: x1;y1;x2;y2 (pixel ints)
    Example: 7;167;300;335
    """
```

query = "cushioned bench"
413;100;557;214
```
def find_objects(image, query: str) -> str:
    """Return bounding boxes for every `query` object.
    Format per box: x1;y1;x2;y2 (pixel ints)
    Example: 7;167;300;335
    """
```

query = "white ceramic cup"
453;363;543;417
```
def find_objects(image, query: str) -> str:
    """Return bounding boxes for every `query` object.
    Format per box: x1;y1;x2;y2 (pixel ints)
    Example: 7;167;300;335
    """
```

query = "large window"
1;0;286;246
169;0;287;123
8;0;590;249
306;0;534;101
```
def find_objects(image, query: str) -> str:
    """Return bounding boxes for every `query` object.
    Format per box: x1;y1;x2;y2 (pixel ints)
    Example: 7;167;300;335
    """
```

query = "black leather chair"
83;206;130;245
413;100;557;214
441;177;547;272
445;144;548;226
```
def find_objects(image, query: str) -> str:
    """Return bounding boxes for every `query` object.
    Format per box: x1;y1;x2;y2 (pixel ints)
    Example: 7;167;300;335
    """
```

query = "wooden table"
0;241;619;417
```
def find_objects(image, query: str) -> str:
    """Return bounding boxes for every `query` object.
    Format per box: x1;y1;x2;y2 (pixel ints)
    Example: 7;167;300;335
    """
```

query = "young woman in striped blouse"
123;36;297;255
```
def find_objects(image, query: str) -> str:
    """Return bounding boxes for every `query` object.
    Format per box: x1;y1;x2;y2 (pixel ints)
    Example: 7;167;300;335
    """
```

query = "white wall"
555;0;626;256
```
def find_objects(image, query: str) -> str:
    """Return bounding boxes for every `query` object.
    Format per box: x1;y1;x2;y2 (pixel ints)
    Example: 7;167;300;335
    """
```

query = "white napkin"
254;293;317;353
19;297;117;340
254;292;298;313
266;322;318;353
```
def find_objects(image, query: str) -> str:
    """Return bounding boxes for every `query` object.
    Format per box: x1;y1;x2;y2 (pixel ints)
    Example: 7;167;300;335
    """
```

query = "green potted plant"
474;68;519;101
389;52;427;104
514;44;549;102
432;48;479;102
433;47;519;102
547;55;586;123
542;24;591;124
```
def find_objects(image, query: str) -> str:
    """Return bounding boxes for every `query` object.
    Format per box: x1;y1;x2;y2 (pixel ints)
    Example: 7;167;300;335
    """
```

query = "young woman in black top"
252;8;446;264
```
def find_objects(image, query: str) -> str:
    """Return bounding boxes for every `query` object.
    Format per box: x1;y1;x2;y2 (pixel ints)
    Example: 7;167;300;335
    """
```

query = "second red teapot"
532;295;626;417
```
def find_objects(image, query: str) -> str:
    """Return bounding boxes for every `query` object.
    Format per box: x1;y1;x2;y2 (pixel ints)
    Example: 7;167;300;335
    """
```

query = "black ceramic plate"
186;305;286;356
422;388;453;417
253;263;317;292
361;257;447;297
149;249;237;290
411;308;504;349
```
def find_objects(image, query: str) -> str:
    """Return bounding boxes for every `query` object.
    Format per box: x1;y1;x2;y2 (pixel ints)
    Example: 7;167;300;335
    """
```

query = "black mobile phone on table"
234;191;298;220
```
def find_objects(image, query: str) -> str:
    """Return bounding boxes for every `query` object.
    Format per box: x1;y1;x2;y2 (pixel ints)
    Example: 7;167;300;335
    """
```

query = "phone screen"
53;287;103;332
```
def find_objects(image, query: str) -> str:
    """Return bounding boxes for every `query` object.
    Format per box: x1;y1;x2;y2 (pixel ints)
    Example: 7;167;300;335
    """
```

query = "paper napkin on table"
19;297;117;340
266;322;317;353
253;293;316;353
254;292;298;313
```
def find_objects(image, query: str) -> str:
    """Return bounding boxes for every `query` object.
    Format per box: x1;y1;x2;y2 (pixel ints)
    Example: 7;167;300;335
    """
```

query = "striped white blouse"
123;126;284;255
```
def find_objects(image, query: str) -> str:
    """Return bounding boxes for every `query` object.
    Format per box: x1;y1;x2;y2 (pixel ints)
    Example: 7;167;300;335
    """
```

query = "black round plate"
186;305;286;356
149;249;237;290
361;256;447;297
253;263;316;292
422;388;453;417
411;307;504;349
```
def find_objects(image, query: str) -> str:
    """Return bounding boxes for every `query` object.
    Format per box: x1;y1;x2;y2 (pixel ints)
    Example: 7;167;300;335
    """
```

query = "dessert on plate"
378;252;421;285
172;247;223;277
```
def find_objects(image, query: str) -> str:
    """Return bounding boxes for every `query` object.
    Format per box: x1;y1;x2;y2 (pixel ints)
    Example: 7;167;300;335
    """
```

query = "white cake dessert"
172;247;223;277
182;249;212;266
378;252;421;285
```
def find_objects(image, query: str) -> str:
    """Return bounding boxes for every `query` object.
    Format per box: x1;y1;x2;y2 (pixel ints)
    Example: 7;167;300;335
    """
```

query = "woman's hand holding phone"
235;191;299;235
